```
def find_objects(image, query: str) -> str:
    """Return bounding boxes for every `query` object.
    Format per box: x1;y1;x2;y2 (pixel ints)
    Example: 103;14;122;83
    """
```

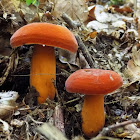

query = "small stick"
76;35;95;68
134;0;137;11
61;13;80;29
0;49;18;86
91;136;120;140
94;119;140;139
61;13;94;68
64;97;81;105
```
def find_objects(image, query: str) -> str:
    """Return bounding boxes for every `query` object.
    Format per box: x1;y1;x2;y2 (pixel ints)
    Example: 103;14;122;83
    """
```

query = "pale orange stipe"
82;95;105;137
30;45;56;103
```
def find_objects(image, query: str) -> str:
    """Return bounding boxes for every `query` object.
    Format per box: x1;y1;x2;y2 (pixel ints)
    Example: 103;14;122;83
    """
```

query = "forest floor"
0;0;140;140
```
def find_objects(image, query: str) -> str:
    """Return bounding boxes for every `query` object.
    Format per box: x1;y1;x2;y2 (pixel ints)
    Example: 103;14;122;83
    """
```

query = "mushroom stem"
30;45;56;104
81;95;105;138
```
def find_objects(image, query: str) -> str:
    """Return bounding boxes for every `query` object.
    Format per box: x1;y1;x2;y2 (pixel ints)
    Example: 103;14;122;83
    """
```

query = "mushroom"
65;69;123;137
10;22;78;104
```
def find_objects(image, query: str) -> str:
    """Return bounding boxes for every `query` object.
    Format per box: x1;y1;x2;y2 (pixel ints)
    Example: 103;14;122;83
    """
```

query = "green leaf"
25;0;39;6
109;0;124;5
32;0;39;6
26;0;32;6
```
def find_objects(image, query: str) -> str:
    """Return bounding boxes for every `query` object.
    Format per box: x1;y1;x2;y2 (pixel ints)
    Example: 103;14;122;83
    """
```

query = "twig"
76;35;95;68
134;0;137;11
0;49;19;86
64;97;81;105
61;14;95;68
91;136;120;140
25;121;30;140
61;13;80;29
27;115;43;124
52;78;61;103
95;119;140;138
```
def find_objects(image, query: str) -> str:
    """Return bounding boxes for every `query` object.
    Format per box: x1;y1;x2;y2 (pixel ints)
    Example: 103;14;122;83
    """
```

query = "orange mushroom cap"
65;69;123;95
10;22;78;52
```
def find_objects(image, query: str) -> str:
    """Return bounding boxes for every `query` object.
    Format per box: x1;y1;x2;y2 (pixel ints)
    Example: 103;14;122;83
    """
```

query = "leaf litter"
0;0;140;139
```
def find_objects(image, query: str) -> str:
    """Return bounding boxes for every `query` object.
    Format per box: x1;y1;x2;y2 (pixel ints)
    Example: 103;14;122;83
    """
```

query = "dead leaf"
89;31;97;39
11;119;24;128
0;119;10;133
127;59;140;79
88;5;96;20
125;45;140;83
132;46;140;67
0;91;18;119
131;131;140;140
58;49;89;69
51;0;88;22
111;6;133;14
0;104;16;119
19;2;40;23
0;49;19;86
37;123;67;140
87;20;126;38
124;117;140;140
0;91;19;103
58;49;77;65
1;0;20;14
127;96;140;107
93;5;133;23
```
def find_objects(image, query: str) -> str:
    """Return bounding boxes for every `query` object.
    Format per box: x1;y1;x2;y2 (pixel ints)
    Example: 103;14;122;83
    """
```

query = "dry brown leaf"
11;119;24;128
1;0;20;14
38;0;50;9
19;2;40;23
58;49;89;69
58;49;77;65
132;46;140;67
0;50;19;86
1;0;43;24
125;46;140;83
37;123;67;140
123;113;140;140
93;5;133;23
89;31;97;39
0;91;18;119
0;104;16;119
0;119;10;133
88;5;96;20
51;0;88;22
127;60;140;79
111;6;133;14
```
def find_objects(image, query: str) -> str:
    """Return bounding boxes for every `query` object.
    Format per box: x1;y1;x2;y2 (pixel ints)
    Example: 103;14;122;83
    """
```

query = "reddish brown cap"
10;22;78;53
65;69;123;95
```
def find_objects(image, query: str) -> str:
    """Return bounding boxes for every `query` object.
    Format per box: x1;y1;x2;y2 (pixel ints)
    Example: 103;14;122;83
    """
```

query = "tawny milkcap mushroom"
65;69;123;138
10;22;78;104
